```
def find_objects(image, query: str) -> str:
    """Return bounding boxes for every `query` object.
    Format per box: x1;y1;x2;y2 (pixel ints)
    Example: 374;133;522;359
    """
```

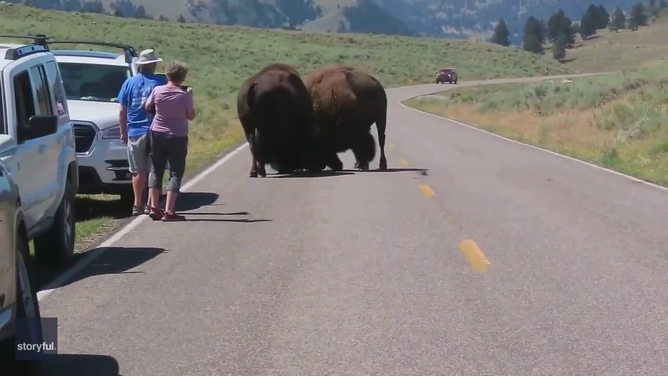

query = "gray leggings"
149;131;188;192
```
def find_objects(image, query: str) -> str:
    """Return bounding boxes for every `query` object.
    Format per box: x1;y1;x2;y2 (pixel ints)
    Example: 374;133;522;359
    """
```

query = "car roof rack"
46;40;138;64
0;34;51;60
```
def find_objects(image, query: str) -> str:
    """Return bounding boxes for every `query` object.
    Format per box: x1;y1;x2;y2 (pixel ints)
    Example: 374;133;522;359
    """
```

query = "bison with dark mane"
237;63;318;177
303;65;388;171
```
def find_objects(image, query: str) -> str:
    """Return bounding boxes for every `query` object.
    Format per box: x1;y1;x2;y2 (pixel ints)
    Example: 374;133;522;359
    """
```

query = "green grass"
425;63;668;116
405;60;668;186
0;4;570;252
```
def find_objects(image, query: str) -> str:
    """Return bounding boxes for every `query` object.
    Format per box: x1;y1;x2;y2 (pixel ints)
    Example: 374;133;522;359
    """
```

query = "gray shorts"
149;131;188;192
127;134;150;174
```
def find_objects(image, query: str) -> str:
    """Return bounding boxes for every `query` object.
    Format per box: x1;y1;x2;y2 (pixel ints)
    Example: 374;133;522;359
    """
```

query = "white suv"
49;42;140;205
0;35;78;266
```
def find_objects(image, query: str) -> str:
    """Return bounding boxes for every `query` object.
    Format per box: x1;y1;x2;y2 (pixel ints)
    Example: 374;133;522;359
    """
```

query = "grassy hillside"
405;60;668;186
7;0;645;40
303;0;417;36
0;4;568;249
564;9;668;73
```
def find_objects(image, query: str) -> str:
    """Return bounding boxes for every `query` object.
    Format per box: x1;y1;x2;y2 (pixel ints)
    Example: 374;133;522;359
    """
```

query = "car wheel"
15;232;43;375
33;178;76;266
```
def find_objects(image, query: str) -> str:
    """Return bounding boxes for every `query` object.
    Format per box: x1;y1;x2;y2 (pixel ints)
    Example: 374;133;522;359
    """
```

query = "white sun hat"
136;48;163;65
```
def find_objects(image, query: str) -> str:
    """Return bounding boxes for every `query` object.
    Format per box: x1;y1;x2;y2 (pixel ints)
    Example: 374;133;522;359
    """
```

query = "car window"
58;63;131;102
14;70;37;143
30;65;54;116
44;61;68;118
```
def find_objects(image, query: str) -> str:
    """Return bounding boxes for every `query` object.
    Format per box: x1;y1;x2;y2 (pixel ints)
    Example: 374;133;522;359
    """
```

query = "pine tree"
134;5;146;19
547;9;565;41
178;14;186;23
594;5;610;29
113;7;123;17
580;5;597;39
630;3;648;28
547;9;574;46
491;18;511;46
661;0;667;9
523;16;544;54
553;33;567;61
612;7;626;30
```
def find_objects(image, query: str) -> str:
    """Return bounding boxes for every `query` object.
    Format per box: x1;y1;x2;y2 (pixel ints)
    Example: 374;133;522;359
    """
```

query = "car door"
2;64;44;231
0;162;16;311
28;62;61;215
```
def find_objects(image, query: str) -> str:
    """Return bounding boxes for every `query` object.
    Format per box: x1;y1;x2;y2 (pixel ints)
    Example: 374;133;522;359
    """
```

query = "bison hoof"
356;162;370;171
379;160;388;170
250;170;258;178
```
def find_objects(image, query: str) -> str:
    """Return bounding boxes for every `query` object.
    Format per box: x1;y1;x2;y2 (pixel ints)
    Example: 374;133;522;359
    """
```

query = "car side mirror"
27;115;58;138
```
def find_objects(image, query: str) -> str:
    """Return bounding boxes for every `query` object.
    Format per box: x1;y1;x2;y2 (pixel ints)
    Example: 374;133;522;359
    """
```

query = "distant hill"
3;0;648;41
302;0;417;36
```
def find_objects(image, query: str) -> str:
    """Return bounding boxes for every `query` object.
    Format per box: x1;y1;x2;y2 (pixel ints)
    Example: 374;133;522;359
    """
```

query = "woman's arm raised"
186;90;196;121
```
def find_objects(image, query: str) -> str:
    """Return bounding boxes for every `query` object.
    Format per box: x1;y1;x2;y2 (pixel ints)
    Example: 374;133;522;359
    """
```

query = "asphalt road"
36;74;668;375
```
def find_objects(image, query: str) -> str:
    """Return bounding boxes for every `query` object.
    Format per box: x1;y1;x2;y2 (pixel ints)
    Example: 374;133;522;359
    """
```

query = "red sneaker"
162;211;186;222
148;207;164;221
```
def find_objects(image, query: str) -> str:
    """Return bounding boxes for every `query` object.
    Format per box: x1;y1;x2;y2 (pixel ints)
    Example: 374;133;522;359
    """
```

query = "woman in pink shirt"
144;61;196;221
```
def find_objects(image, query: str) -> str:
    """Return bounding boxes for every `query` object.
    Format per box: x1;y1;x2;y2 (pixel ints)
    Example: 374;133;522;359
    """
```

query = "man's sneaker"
162;211;186;222
131;205;145;217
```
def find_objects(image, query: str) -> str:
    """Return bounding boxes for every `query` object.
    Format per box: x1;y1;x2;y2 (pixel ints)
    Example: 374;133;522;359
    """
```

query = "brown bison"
237;63;318;177
303;65;388;171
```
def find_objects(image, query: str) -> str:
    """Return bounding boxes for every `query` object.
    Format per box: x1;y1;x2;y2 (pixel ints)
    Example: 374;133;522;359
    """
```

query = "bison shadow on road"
269;167;427;178
183;217;273;223
269;170;355;178
35;247;166;291
35;354;120;376
345;168;428;174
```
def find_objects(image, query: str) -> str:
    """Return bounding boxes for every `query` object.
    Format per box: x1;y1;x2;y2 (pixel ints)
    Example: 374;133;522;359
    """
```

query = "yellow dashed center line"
419;184;435;197
399;159;409;166
459;240;491;273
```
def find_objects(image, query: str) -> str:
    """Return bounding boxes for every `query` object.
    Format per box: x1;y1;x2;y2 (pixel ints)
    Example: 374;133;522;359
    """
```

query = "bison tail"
247;83;258;111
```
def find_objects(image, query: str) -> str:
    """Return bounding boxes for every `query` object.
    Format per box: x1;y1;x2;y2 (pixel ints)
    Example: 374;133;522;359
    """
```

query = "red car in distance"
435;68;458;84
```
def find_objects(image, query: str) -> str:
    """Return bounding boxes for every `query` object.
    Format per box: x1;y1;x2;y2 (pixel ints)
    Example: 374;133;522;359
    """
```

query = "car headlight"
101;125;121;139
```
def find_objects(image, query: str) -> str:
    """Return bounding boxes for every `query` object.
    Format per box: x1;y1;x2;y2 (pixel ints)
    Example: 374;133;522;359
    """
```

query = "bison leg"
246;131;259;178
254;128;267;177
248;129;266;178
376;111;388;170
352;131;376;171
325;152;344;171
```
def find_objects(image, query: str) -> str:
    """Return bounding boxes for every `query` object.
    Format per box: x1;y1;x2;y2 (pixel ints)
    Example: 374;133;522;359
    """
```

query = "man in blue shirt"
118;49;168;216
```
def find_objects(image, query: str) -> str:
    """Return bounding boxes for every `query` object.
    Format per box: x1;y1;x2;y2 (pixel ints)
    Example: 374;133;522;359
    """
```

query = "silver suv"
0;35;79;266
0;159;43;374
49;41;140;206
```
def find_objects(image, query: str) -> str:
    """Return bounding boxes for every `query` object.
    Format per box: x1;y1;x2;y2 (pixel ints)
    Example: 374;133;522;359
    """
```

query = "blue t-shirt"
117;72;168;138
